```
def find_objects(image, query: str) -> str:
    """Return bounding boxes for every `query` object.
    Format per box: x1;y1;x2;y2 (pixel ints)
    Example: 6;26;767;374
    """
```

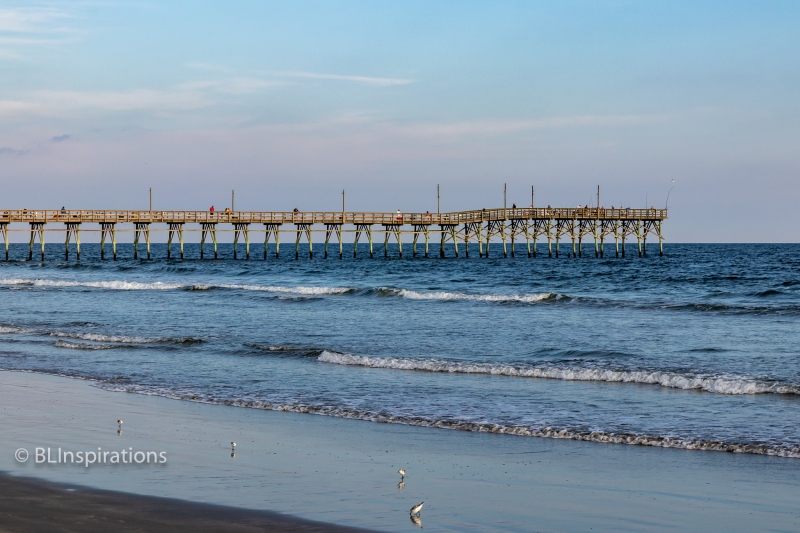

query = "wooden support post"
636;221;642;257
570;222;576;258
324;224;342;259
546;220;552;258
233;223;250;259
621;226;627;258
476;222;484;258
451;225;459;257
201;223;217;259
295;223;312;259
263;223;281;259
100;223;114;260
413;225;429;258
134;223;150;260
64;223;81;260
0;223;7;260
484;222;490;258
440;227;446;258
501;221;507;258
383;225;402;258
658;221;663;256
524;222;531;258
614;222;619;258
594;219;600;258
167;223;183;259
29;223;45;261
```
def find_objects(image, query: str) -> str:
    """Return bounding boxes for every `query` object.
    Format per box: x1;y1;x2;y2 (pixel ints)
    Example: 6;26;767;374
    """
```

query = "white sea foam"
54;340;126;350
395;289;560;303
0;326;34;334
95;381;800;459
51;332;164;344
0;278;351;295
217;284;352;295
317;352;800;395
0;278;183;290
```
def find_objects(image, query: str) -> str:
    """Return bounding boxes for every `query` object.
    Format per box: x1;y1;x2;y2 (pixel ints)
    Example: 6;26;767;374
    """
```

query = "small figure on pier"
224;207;230;213
396;209;402;221
293;207;299;212
512;203;516;209
209;206;215;213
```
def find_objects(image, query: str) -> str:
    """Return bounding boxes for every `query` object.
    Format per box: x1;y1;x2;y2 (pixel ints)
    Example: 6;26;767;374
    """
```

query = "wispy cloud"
51;134;71;142
0;89;212;117
394;114;673;138
0;6;76;57
282;71;413;86
0;146;27;156
178;78;286;95
0;7;68;33
185;64;414;87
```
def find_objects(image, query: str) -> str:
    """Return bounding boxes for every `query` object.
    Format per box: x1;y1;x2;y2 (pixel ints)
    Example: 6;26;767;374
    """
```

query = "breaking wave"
54;340;132;350
96;382;800;459
0;278;184;290
50;332;202;345
391;289;565;303
317;351;800;395
0;278;352;295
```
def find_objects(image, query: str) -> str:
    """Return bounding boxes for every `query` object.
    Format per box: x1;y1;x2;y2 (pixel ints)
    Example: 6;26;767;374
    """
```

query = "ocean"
2;242;799;458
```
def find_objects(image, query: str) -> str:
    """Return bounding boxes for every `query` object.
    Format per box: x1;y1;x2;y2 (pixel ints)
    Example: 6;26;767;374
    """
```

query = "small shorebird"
231;442;236;449
117;419;123;426
410;502;424;516
398;468;406;479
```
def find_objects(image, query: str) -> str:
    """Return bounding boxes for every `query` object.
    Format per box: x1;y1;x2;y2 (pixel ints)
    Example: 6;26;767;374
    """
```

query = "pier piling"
0;223;8;260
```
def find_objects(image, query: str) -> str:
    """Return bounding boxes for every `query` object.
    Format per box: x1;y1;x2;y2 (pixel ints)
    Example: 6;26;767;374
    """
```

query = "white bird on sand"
231;442;236;448
410;502;424;516
398;468;406;479
117;420;123;426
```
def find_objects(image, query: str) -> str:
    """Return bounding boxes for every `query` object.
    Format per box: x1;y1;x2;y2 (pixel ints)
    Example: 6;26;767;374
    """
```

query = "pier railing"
0;207;667;225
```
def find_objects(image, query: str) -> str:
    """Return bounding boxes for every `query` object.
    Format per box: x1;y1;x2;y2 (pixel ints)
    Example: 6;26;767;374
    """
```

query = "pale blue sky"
1;1;798;241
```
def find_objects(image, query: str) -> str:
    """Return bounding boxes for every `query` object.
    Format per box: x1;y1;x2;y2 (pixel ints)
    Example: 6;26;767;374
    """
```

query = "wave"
390;288;565;303
0;278;183;290
50;332;202;345
0;278;352;295
0;326;35;334
95;382;800;459
2;276;797;315
54;340;132;350
317;352;800;395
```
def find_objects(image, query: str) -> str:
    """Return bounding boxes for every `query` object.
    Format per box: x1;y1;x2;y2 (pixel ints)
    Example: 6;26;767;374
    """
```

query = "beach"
2;370;799;532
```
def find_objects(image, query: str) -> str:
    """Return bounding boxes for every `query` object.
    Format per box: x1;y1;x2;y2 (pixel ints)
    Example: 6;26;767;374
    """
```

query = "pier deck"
0;207;667;261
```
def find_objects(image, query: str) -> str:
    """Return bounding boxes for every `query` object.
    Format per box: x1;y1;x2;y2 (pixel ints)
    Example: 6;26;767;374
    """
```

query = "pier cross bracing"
0;208;667;260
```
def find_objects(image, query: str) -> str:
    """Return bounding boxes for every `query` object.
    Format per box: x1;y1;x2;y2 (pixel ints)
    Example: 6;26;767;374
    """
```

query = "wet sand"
1;370;800;532
0;473;377;533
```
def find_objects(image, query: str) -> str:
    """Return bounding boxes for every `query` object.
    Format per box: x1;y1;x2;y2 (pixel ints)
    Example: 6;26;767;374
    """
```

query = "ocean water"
2;242;800;458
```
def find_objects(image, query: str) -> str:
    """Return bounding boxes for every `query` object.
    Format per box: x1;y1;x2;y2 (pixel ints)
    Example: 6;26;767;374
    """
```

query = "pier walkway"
0;207;667;261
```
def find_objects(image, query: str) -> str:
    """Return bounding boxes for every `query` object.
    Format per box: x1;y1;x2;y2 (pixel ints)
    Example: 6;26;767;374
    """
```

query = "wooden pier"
0;207;667;261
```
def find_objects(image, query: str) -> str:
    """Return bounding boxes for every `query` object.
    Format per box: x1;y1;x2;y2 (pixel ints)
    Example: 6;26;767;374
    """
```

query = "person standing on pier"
396;209;402;221
209;206;215;213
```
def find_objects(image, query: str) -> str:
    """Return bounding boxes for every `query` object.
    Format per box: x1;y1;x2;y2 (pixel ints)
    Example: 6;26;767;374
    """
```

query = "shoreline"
0;472;378;533
2;370;800;532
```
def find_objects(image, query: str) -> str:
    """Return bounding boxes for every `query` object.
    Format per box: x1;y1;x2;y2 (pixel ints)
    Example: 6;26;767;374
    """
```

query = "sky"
1;1;798;242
